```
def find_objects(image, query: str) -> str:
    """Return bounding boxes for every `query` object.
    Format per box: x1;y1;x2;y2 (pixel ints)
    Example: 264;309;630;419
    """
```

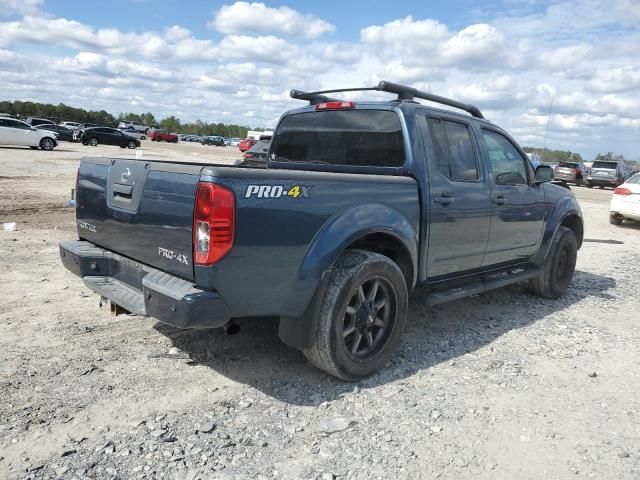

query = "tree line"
0;100;262;138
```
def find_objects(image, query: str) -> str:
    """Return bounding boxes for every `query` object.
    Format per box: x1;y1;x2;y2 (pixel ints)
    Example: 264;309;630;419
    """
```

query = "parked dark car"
201;135;225;146
60;81;583;380
35;124;74;142
554;162;585;186
238;137;270;167
77;127;140;149
25;116;55;127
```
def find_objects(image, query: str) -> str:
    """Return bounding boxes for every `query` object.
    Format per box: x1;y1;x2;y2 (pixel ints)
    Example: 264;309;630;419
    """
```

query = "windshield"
271;109;405;167
626;173;640;184
592;161;617;169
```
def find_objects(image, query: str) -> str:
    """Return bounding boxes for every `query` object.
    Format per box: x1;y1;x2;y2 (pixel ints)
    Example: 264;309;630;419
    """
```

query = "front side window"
271;109;405;167
482;130;528;185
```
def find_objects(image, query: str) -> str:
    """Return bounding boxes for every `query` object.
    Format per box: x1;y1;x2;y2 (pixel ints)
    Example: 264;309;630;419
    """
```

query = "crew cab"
147;129;178;143
60;81;583;380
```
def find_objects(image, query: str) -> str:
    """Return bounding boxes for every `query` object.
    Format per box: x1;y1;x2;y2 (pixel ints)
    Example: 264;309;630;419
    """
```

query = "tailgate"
75;157;202;281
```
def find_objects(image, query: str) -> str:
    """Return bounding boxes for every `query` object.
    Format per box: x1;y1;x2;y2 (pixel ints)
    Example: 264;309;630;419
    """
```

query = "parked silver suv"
586;160;627;189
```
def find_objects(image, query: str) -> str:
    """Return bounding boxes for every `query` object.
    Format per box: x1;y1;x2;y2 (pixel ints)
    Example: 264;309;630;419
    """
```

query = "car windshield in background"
271;110;405;167
559;162;579;168
592;161;617;169
627;173;640;184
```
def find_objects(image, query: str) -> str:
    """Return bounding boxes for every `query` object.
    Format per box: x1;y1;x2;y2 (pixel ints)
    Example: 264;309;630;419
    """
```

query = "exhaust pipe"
223;320;240;335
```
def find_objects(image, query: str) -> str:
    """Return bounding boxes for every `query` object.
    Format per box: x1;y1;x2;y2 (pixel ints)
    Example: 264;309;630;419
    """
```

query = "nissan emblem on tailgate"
120;168;131;183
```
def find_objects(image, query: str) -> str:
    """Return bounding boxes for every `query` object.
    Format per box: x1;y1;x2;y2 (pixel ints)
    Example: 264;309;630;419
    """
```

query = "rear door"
75;158;202;280
480;128;546;266
419;114;491;278
6;119;40;146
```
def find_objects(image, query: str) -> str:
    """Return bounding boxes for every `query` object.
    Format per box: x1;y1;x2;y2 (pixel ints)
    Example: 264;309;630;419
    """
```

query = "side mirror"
535;165;554;183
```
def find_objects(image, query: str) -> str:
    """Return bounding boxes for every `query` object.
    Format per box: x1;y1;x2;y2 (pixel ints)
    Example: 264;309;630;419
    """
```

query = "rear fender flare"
278;203;417;350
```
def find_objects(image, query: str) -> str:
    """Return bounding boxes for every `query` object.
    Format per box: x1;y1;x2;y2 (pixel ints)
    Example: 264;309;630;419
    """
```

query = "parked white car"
117;121;148;133
59;121;80;129
118;127;147;140
610;173;640;224
0;117;58;150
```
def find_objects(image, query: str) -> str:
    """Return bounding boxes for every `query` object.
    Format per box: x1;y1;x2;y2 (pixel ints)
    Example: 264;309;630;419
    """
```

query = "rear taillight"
613;187;632;195
242;152;253;159
193;182;235;265
315;101;356;111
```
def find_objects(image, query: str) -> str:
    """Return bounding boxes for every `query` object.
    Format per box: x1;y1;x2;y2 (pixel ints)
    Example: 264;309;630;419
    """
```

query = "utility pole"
541;96;554;164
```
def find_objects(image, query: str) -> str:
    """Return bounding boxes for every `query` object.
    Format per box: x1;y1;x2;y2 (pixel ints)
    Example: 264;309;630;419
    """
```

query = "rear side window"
427;118;479;181
271;110;405;167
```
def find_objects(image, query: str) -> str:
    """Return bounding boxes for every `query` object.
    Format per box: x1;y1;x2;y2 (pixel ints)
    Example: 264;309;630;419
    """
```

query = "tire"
128;141;137;149
151;138;156;142
88;137;98;147
609;214;623;225
303;250;408;380
586;182;593;188
120;145;126;149
529;226;577;299
171;138;178;143
39;137;55;151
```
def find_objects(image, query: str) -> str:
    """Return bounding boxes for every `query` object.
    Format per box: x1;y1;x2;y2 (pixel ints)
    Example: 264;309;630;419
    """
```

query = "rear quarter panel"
196;167;420;318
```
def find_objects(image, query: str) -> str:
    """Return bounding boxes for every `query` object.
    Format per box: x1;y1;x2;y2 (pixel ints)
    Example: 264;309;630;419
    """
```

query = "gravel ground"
1;142;639;480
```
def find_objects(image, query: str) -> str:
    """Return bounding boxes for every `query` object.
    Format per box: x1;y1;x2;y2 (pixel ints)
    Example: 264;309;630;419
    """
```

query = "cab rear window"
271;110;405;167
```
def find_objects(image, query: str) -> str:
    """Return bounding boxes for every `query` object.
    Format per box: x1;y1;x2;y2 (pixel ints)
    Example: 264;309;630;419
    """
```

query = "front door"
420;115;491;278
480;128;546;266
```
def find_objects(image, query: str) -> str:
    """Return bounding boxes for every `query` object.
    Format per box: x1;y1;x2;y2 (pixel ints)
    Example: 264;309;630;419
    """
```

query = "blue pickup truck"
60;81;583;380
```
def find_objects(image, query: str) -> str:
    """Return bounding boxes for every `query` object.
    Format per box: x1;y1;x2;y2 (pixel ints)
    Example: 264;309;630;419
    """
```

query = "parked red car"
147;129;178;143
238;138;257;152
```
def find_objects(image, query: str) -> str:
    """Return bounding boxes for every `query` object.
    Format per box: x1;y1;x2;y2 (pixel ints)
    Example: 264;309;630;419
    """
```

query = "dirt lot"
1;142;639;480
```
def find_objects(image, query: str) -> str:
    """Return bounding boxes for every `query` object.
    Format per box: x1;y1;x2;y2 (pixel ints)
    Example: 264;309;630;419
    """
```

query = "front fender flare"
533;196;583;265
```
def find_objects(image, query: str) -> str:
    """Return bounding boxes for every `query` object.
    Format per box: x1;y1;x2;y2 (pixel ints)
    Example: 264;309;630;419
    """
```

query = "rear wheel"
88;137;98;147
171;138;178;143
529;226;577;299
304;250;408;380
586;182;593;188
609;214;623;225
39;137;55;151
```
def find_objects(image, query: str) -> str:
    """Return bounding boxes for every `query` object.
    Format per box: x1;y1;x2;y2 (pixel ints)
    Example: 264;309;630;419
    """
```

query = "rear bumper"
59;240;230;329
587;177;619;186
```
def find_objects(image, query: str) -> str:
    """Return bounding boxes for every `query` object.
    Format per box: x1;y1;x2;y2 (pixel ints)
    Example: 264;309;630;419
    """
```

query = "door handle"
434;195;454;205
493;195;506;205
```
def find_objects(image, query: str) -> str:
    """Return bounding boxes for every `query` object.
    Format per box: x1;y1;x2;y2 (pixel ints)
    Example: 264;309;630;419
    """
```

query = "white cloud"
0;0;42;16
210;2;334;39
0;1;638;159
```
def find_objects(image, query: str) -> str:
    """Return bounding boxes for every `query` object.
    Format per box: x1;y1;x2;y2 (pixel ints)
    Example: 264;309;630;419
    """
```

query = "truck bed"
74;156;420;320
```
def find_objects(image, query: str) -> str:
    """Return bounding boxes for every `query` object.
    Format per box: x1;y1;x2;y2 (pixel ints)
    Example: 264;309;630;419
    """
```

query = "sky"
1;0;639;159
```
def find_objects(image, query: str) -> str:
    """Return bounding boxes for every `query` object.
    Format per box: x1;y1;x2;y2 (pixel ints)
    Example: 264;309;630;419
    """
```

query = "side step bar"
419;267;541;307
